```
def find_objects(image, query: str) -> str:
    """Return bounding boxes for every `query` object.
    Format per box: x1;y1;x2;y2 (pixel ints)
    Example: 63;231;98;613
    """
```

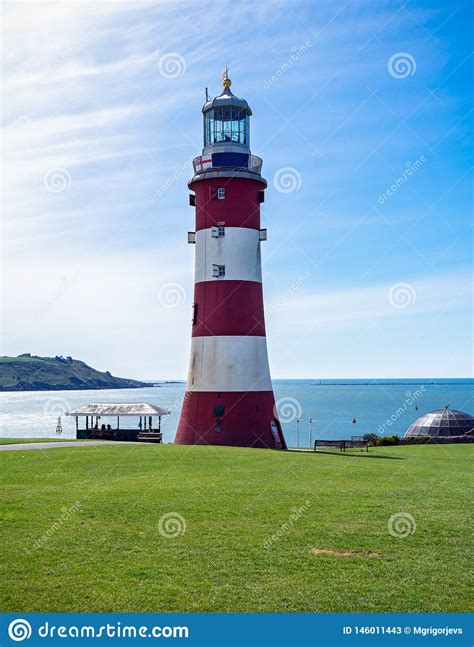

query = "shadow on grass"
288;449;404;460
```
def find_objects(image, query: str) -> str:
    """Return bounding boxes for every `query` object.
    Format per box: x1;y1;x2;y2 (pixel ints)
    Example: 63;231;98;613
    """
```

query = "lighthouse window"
217;188;225;199
212;264;226;278
211;226;225;238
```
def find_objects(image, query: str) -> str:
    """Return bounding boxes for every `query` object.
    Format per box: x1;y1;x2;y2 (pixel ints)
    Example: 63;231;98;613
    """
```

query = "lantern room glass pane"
204;109;249;146
231;108;240;143
222;107;232;141
204;113;211;146
209;112;214;145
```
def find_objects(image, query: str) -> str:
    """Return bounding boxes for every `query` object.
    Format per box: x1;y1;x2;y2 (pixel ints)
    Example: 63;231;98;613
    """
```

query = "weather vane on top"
221;66;231;88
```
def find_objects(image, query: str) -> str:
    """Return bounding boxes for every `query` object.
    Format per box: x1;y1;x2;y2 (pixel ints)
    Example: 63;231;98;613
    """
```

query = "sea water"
0;379;472;447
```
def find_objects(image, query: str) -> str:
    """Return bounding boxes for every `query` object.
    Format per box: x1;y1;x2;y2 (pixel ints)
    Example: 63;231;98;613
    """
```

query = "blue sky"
2;0;472;379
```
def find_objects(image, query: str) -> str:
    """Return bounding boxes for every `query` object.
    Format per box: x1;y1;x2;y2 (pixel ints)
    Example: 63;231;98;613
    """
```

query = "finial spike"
221;66;231;88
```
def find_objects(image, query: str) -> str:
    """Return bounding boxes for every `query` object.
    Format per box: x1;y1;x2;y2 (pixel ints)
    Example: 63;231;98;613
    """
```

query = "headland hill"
0;354;150;392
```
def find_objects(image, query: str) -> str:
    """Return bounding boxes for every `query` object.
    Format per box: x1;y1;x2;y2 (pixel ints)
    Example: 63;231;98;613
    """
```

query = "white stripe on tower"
194;227;262;284
186;336;272;392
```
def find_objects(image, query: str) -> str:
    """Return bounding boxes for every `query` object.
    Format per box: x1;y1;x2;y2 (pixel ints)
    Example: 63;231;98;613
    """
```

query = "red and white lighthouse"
175;73;287;450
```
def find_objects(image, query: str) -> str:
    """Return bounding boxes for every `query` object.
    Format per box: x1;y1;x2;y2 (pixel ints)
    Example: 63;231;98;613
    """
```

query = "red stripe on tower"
175;72;286;450
192;281;265;337
194;177;263;231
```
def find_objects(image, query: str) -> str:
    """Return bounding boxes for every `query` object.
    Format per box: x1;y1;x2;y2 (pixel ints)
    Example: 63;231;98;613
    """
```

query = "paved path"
0;441;140;451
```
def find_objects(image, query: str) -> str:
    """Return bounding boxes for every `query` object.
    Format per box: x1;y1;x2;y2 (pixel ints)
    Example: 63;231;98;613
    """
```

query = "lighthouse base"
175;391;287;449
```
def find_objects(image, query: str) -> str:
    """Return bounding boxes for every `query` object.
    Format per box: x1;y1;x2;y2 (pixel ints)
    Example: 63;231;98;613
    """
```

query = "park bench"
137;431;163;443
314;439;345;452
314;439;369;452
345;439;369;452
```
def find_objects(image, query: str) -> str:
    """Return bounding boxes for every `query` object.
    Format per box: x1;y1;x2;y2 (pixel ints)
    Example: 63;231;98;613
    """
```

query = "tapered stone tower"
175;72;286;450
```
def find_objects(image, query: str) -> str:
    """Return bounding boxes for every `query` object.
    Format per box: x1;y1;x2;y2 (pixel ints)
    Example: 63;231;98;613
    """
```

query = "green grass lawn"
0;443;472;613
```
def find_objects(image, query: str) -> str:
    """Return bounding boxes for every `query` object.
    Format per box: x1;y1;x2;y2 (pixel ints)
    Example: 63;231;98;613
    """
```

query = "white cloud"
267;271;471;328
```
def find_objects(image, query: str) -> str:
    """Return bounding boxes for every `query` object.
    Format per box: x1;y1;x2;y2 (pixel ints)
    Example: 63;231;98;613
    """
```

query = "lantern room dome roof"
404;406;474;438
202;81;252;115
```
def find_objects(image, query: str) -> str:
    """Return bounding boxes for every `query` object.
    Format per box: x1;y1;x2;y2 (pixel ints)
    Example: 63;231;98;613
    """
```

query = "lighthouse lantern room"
175;71;287;450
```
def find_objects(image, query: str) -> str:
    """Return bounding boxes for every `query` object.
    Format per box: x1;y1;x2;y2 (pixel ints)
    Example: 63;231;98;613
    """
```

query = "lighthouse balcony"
192;152;263;176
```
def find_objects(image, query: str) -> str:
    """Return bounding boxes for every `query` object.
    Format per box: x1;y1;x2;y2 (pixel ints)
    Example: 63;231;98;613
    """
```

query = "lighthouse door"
270;421;283;449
